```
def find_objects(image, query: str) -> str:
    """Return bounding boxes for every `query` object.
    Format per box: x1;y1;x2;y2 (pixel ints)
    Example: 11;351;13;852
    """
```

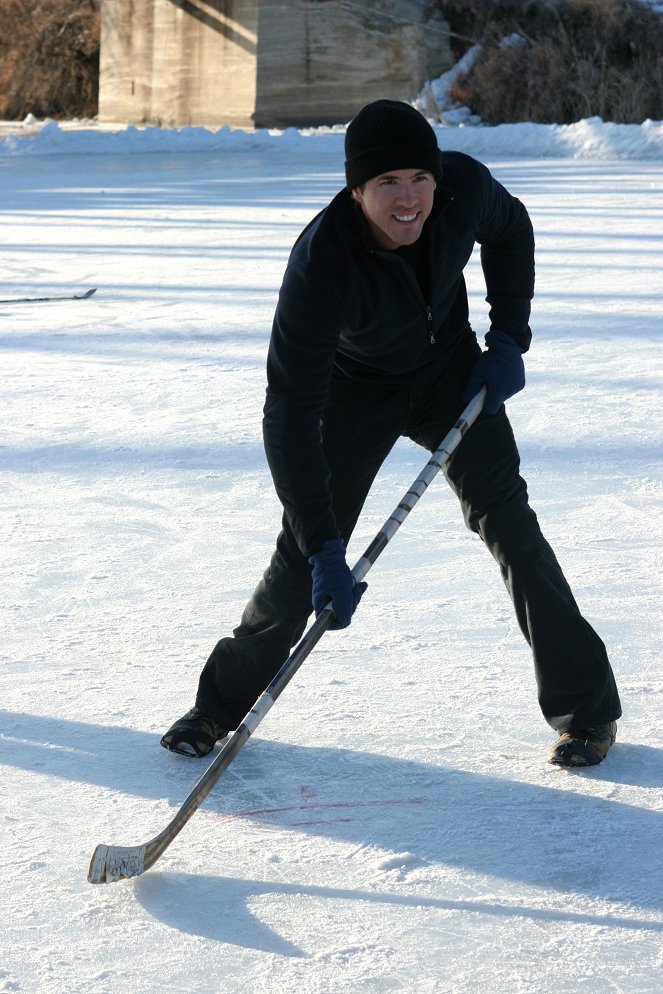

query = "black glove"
308;538;367;630
462;330;525;415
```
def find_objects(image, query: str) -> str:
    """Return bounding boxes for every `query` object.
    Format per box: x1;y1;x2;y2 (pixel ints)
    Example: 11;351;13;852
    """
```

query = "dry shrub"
439;0;663;123
0;0;100;120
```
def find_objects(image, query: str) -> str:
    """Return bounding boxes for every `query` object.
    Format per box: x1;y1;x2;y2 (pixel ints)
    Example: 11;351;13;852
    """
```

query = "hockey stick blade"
0;287;97;304
87;388;486;885
87;633;329;885
88;844;148;884
88;716;274;883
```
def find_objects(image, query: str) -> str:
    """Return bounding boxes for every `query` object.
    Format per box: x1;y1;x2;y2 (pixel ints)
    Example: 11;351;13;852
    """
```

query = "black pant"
196;345;621;734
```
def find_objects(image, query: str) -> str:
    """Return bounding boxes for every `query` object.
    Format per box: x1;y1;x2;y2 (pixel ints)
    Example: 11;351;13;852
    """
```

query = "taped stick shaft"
352;385;486;584
87;388;485;882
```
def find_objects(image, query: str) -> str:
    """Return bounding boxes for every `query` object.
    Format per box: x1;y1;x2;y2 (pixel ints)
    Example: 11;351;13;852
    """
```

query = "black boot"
548;722;617;767
160;707;228;758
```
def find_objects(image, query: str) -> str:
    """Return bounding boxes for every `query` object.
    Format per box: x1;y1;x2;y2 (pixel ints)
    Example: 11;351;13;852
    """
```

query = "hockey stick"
88;386;486;884
0;287;97;304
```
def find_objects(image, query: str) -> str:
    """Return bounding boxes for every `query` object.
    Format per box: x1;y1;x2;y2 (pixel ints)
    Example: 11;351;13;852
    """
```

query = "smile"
394;213;418;222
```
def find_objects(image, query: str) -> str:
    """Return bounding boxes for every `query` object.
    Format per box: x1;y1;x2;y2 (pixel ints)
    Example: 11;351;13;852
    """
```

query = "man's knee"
476;501;547;569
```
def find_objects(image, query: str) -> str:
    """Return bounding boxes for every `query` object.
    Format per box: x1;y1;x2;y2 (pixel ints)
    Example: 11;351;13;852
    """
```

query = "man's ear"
351;188;362;203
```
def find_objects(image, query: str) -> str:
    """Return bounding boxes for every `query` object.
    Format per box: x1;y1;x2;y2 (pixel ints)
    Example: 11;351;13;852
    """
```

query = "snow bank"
1;115;662;160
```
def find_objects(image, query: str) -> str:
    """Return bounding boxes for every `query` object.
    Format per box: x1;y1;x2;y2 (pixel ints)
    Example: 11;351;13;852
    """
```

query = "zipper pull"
426;305;435;344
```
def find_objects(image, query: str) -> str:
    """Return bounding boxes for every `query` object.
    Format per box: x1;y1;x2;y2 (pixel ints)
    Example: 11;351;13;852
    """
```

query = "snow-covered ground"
1;118;662;993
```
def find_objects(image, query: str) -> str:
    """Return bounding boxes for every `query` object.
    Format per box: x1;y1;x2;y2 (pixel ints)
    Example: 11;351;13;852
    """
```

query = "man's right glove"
308;537;367;630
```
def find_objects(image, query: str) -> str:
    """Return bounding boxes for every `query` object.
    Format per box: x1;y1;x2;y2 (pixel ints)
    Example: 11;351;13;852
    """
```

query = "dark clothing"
194;152;621;737
263;153;535;559
196;341;621;734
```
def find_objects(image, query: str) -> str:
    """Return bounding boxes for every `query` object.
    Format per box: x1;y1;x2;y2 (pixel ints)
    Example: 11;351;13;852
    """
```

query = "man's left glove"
308;537;367;630
462;330;525;415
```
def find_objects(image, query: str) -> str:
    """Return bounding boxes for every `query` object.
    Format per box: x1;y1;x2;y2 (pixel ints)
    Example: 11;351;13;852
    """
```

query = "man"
162;100;621;767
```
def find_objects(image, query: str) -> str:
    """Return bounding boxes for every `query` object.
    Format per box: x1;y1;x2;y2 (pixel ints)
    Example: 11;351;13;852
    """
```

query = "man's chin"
391;225;423;247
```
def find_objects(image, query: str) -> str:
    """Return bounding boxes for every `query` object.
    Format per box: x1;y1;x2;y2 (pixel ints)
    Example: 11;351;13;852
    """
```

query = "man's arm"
474;158;535;352
262;263;345;558
461;158;535;412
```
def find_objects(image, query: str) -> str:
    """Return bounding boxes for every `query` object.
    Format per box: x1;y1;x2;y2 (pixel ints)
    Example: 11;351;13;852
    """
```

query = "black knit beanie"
344;100;443;190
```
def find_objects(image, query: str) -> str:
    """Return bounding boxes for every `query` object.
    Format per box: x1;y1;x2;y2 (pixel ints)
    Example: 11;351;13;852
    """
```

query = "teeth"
395;213;417;222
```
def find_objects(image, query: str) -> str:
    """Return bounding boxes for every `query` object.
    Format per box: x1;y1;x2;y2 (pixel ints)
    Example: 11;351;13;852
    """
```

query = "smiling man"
162;100;621;768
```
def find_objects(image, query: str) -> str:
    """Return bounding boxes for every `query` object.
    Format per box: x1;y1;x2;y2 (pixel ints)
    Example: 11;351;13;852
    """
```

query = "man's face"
351;168;436;250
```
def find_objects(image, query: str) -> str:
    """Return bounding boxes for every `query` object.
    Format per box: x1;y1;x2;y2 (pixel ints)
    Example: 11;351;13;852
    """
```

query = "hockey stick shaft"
88;386;486;883
0;287;97;304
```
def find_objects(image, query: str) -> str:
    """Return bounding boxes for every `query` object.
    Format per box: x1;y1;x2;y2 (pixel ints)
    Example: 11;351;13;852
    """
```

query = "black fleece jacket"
263;151;535;558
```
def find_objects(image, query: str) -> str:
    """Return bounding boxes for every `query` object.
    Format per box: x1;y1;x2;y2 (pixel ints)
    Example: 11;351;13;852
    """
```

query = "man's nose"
396;183;417;205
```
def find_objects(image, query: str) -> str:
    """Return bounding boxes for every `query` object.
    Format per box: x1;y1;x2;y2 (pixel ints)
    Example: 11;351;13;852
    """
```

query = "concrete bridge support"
99;0;452;129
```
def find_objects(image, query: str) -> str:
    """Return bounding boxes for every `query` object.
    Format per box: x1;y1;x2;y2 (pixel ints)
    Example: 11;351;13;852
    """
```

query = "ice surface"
0;119;662;994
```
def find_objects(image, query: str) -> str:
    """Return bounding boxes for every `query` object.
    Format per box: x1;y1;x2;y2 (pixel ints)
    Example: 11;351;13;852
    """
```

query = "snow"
1;116;662;993
414;44;484;126
2;114;663;161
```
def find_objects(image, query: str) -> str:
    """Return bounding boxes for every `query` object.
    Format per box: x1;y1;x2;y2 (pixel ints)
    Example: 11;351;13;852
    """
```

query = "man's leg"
182;379;408;736
444;409;621;732
407;350;622;737
193;526;312;730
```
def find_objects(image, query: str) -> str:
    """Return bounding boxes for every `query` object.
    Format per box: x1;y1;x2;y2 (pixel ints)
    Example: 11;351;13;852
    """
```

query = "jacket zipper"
372;245;436;347
389;257;436;347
